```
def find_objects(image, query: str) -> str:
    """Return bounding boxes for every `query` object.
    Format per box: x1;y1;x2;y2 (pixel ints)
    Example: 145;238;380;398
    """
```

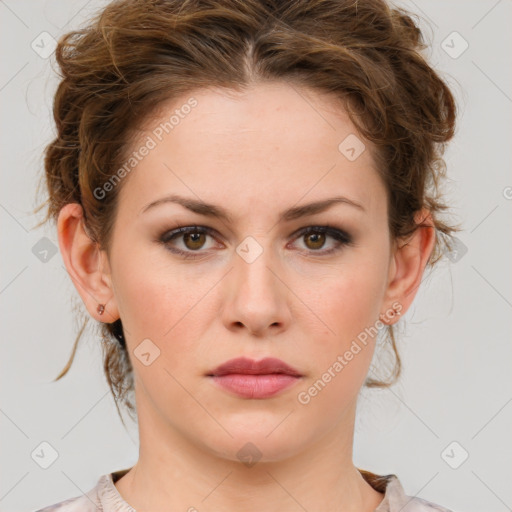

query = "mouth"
206;357;303;399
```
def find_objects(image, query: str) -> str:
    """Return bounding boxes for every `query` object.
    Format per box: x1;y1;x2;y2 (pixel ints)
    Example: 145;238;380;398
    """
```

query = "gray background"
1;1;511;511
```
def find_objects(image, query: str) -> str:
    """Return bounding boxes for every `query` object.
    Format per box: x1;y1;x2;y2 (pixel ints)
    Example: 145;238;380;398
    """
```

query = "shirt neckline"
100;467;403;512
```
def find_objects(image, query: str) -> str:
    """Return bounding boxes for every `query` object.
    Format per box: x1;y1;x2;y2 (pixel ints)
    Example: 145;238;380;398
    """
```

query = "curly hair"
34;0;460;425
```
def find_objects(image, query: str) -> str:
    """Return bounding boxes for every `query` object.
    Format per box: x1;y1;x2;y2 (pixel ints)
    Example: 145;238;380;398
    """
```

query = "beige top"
35;468;454;511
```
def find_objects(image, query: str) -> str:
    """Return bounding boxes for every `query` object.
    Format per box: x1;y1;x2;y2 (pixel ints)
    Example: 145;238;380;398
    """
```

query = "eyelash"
158;225;354;260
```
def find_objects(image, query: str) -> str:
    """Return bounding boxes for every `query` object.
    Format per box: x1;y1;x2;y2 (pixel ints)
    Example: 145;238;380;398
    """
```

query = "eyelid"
158;224;354;258
159;225;221;249
292;224;352;241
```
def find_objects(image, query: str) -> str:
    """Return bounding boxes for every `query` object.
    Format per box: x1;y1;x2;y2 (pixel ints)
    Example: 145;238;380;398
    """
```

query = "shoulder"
33;493;100;512
394;495;454;511
33;476;103;512
33;470;133;512
359;470;454;512
377;473;454;512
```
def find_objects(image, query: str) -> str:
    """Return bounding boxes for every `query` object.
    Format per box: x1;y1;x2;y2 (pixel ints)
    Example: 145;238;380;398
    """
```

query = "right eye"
158;225;221;259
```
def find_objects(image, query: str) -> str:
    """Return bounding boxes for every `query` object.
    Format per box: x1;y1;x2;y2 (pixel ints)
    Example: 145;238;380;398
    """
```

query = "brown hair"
34;0;461;424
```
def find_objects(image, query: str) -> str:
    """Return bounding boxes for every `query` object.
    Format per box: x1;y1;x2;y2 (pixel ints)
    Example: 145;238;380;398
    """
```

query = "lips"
207;357;303;399
208;357;302;377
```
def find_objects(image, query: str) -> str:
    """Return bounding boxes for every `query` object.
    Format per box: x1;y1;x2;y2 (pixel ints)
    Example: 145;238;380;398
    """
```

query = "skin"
58;81;435;511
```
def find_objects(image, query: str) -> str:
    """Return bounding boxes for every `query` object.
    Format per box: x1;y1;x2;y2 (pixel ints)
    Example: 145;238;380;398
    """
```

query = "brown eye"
303;231;326;250
159;226;218;258
183;232;207;250
159;224;353;260
292;226;354;256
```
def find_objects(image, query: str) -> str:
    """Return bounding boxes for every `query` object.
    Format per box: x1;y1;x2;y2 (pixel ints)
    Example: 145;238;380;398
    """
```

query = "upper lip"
208;357;302;377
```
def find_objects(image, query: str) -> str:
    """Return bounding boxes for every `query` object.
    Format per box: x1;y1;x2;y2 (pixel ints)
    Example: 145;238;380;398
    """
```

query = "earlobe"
382;209;436;321
57;203;120;323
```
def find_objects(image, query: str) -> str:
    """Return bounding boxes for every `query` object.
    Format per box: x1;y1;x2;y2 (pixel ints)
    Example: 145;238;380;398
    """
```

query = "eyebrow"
140;194;365;222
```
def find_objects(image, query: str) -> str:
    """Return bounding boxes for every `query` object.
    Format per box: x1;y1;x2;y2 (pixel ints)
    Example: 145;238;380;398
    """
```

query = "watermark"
31;441;59;469
133;338;161;366
236;236;264;264
236;441;262;468
441;441;469;469
93;97;198;200
444;236;468;263
440;31;469;60
32;237;58;263
338;133;366;161
31;31;57;59
297;301;402;405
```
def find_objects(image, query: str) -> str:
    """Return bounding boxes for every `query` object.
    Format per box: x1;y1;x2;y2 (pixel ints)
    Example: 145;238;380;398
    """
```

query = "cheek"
302;262;386;345
109;243;205;354
111;255;211;416
293;254;388;405
293;272;384;419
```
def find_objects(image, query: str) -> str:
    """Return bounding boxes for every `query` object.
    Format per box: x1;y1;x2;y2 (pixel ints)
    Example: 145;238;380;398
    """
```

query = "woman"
34;0;460;510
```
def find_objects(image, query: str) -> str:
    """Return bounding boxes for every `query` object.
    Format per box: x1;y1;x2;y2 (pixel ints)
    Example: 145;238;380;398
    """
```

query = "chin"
199;419;312;465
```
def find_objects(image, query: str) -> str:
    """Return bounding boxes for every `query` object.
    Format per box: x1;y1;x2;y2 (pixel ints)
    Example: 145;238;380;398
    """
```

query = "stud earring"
379;305;402;324
97;303;105;315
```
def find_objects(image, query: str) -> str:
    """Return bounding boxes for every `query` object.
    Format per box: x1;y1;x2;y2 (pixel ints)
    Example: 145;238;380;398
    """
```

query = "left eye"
158;225;353;258
291;226;353;255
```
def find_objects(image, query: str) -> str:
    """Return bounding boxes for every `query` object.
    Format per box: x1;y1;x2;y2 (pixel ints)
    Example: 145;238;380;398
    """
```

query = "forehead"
117;82;384;222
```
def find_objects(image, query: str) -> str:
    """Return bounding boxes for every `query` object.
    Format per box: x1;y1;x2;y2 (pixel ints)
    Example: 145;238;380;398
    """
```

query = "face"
101;82;396;461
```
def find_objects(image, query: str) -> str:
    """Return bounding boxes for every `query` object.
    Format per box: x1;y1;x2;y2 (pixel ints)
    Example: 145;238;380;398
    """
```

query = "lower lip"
210;374;301;399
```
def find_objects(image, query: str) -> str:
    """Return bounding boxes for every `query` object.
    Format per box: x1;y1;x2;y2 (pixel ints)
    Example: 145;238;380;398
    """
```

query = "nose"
221;240;292;337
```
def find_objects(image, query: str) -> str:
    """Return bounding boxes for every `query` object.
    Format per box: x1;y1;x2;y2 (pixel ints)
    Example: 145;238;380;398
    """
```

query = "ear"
382;208;436;323
57;203;119;323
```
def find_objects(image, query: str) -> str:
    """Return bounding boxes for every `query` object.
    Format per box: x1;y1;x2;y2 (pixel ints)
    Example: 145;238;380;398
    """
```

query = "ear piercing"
379;305;402;323
97;302;403;320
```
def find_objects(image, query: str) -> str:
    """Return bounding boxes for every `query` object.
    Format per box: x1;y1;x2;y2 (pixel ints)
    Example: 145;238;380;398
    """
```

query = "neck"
115;393;384;511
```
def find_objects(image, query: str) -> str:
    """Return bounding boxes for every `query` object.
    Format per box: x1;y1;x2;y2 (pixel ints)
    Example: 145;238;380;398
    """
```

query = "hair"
34;0;461;425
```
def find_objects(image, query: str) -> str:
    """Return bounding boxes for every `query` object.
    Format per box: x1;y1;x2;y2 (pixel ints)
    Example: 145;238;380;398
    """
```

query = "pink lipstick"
207;357;302;399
